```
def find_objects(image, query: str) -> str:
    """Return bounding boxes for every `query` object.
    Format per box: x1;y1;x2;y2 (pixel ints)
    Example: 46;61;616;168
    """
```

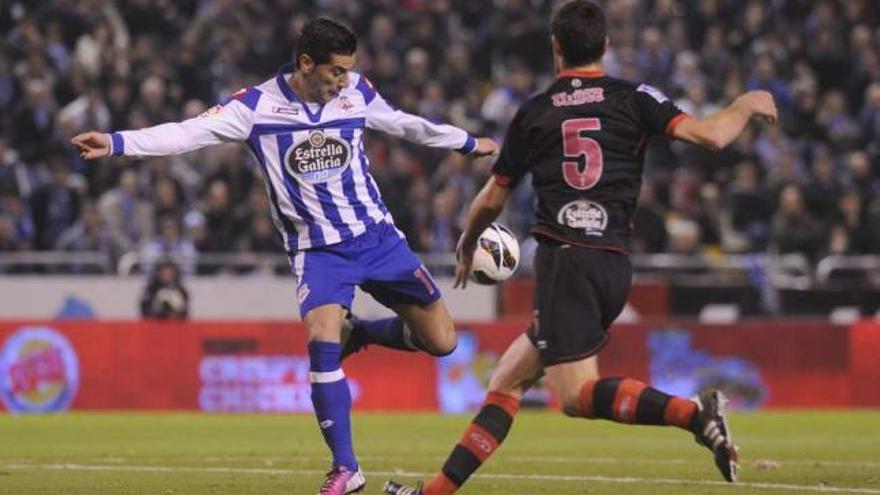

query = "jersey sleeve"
108;88;259;157
491;105;530;188
361;76;476;154
632;84;688;136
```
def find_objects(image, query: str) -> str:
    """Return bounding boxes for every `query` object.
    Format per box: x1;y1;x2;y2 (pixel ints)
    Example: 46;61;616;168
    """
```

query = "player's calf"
340;315;456;359
567;377;698;428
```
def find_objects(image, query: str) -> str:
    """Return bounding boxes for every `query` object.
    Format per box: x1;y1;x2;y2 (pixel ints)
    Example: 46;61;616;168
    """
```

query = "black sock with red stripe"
422;391;520;495
576;377;698;430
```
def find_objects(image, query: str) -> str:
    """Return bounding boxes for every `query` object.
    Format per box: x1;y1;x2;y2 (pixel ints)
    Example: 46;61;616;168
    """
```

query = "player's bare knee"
305;320;342;342
426;329;457;357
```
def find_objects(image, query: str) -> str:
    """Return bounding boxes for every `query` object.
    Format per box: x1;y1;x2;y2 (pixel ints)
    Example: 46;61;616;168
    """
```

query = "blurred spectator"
771;184;825;259
0;0;877;273
0;214;23;252
237;214;282;253
30;155;80;250
98;169;153;252
723;162;773;253
832;188;871;254
199;180;238;253
12;79;58;163
140;258;189;320
0;191;34;249
140;215;197;275
803;150;844;222
633;180;667;254
666;217;702;255
55;201;120;260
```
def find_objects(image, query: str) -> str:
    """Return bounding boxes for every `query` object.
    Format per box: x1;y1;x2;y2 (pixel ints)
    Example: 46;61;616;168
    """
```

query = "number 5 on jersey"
561;118;603;190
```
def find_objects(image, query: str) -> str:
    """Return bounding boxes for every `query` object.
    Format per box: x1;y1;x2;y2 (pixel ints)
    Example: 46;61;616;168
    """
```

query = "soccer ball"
470;223;520;285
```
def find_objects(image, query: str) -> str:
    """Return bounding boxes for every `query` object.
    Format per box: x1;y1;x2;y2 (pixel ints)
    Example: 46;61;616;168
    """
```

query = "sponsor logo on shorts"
320;419;334;429
557;199;608;236
285;131;352;184
297;283;310;305
0;327;79;414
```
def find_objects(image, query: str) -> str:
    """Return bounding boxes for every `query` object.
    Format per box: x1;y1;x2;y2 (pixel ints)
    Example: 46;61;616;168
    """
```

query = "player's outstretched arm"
671;90;777;150
71;97;254;160
364;84;498;157
454;176;510;289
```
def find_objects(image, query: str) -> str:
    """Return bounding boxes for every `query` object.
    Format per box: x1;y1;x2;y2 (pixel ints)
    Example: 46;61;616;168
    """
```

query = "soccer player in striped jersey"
384;1;778;494
72;18;498;495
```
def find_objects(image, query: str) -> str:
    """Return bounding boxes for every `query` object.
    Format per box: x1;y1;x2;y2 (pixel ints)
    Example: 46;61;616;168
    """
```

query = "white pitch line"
32;455;880;469
3;463;880;494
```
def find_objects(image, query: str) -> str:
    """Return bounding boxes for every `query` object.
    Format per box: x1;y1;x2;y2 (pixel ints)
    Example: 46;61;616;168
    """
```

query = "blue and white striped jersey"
108;63;477;252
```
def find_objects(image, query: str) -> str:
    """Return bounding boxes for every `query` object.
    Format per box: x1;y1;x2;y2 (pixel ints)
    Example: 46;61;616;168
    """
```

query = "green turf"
0;410;878;494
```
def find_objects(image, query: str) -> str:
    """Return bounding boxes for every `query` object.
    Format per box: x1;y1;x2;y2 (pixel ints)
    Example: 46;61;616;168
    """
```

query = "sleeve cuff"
110;132;125;156
665;113;690;137
457;135;477;154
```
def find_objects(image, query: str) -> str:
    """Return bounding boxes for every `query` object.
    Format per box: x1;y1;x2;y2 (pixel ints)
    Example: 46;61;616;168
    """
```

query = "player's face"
308;53;355;104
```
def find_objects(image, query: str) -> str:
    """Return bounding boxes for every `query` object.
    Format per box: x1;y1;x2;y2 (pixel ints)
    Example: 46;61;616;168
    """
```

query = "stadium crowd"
1;0;879;274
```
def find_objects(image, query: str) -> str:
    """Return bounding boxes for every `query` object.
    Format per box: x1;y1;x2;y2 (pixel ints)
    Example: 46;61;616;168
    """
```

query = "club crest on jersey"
284;130;352;184
557;199;608;236
338;96;354;113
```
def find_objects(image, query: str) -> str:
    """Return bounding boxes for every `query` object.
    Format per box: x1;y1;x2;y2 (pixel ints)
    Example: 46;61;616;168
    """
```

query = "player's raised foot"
340;313;370;360
383;480;422;495
316;466;366;495
692;390;739;482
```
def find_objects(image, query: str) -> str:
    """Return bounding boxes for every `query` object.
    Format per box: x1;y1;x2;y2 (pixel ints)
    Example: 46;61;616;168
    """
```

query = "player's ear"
551;35;561;57
298;53;315;74
551;35;564;70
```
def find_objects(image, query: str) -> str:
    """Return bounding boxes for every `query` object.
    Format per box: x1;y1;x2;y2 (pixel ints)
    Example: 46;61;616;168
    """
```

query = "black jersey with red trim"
493;69;687;253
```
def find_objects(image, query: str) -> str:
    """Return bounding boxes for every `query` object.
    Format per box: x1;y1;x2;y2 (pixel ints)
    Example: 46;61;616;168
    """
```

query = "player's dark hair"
551;0;607;67
295;18;357;68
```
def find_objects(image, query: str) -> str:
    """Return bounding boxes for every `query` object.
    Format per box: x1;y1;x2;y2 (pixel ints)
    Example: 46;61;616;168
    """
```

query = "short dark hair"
295;18;357;68
551;0;607;67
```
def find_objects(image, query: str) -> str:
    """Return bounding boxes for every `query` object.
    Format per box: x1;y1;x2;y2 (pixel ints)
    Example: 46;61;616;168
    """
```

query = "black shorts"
526;237;632;366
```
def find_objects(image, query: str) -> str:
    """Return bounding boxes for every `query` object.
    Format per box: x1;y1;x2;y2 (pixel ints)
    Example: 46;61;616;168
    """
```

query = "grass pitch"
0;410;878;494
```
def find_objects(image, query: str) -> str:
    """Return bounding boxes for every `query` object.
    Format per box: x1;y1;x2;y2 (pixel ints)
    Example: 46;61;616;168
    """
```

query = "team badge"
338;96;355;112
285;130;352;184
557;199;608;236
0;327;79;414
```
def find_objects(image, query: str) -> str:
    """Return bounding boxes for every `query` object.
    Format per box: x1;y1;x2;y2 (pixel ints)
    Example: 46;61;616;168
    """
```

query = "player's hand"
453;235;478;289
740;91;778;125
70;131;111;160
471;137;500;157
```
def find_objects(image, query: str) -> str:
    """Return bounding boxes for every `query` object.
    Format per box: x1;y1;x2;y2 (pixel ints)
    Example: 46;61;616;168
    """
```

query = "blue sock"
308;341;358;471
356;317;421;352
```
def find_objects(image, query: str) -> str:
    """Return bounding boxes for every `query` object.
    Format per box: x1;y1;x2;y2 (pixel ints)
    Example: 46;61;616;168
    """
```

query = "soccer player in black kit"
383;1;778;494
